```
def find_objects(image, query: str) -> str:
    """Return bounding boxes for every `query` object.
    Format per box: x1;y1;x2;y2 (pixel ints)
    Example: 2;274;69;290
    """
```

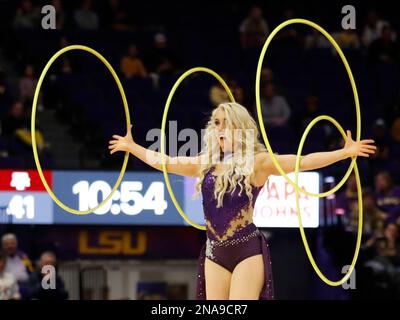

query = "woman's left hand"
343;130;377;158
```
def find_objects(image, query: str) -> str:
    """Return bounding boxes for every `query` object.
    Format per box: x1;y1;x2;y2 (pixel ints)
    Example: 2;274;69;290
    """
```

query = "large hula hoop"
255;19;363;286
161;67;235;230
31;45;131;215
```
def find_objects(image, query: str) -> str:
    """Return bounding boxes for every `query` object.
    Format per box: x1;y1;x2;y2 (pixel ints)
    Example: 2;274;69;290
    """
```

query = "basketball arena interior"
0;0;399;301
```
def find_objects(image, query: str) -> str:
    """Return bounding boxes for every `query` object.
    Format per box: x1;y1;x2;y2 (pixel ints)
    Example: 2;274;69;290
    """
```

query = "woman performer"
108;102;376;299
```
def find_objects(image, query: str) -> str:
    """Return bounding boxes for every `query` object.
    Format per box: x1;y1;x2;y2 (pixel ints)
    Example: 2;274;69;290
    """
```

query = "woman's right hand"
108;124;201;177
109;124;135;154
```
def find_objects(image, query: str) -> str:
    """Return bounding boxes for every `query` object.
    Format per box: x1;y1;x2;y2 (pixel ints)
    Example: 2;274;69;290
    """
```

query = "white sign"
253;172;320;228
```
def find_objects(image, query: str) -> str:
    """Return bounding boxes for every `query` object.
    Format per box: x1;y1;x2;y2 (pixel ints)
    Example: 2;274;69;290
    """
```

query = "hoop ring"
31;45;131;214
161;67;235;230
255;19;362;285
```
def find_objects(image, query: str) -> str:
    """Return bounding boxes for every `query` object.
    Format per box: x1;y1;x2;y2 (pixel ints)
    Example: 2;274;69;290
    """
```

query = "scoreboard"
0;169;320;228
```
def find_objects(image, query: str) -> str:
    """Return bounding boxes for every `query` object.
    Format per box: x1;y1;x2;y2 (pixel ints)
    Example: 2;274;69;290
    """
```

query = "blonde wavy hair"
194;102;268;208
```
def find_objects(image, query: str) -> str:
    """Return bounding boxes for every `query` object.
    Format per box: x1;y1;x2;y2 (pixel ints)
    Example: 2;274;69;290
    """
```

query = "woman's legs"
229;254;264;300
205;257;232;299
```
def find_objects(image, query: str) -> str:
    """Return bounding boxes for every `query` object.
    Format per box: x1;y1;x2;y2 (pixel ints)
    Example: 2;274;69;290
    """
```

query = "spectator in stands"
1;234;33;299
362;11;391;48
335;172;359;217
52;0;67;29
13;0;40;30
55;37;74;75
296;95;327;135
105;0;131;31
233;84;246;106
260;67;274;85
368;24;399;65
256;82;291;127
259;67;284;96
374;171;400;222
209;82;230;107
155;33;177;71
19;64;37;103
333;29;360;50
373;118;390;157
0;252;20;300
74;0;99;31
120;44;147;79
145;33;178;88
1;101;28;139
259;66;274;87
42;37;74;114
305;29;330;50
363;222;400;298
369;118;390;173
365;222;400;266
275;8;299;45
1;101;46;154
208;72;246;106
239;6;269;50
209;77;246;108
209;73;231;107
27;251;68;300
345;188;386;237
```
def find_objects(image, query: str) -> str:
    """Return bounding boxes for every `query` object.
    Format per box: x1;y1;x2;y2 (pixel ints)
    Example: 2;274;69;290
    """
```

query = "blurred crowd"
333;170;400;298
0;233;68;300
0;1;399;171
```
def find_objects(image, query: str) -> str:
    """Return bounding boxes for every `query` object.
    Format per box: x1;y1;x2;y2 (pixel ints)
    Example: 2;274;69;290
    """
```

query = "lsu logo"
79;230;147;255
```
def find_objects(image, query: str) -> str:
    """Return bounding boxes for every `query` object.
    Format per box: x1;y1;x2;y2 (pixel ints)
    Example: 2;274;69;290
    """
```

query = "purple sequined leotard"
196;166;274;300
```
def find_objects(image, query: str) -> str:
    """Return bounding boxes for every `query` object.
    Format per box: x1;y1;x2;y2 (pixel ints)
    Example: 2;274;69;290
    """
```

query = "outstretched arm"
254;130;376;186
109;125;201;177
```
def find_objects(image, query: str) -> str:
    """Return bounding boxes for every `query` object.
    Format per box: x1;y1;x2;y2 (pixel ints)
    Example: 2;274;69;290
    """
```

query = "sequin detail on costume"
201;166;262;241
206;228;260;260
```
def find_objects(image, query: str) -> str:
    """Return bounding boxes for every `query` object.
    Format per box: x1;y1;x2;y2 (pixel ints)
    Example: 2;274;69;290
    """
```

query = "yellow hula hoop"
161;67;235;230
31;45;131;215
255;19;363;285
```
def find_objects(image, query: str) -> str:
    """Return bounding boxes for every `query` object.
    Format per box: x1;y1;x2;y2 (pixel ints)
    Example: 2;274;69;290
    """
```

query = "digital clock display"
52;171;184;225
